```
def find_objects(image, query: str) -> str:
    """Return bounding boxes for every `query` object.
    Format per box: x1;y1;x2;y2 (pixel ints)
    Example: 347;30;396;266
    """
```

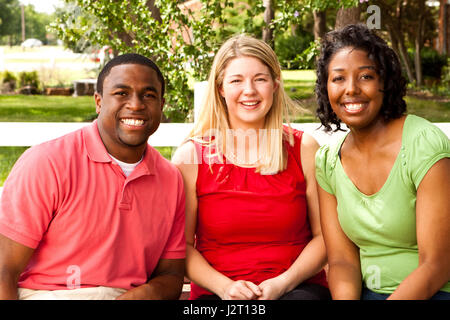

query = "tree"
52;0;363;121
438;0;449;55
0;0;54;45
262;0;275;46
0;0;21;45
369;0;438;87
51;0;227;122
413;0;426;86
313;9;326;40
23;5;53;43
335;3;361;30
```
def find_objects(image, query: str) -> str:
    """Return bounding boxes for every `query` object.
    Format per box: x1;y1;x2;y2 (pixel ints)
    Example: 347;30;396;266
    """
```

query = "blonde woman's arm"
315;135;362;299
257;133;328;299
172;142;261;300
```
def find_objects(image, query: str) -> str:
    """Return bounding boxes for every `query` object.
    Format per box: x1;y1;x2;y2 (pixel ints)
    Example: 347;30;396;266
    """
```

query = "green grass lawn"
0;146;28;186
404;95;450;122
0;95;97;122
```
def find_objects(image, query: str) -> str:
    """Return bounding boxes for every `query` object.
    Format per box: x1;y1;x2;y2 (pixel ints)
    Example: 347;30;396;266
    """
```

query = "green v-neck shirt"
316;115;450;294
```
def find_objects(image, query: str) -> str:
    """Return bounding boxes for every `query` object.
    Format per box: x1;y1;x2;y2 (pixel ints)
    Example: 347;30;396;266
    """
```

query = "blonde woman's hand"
222;280;262;300
257;277;289;300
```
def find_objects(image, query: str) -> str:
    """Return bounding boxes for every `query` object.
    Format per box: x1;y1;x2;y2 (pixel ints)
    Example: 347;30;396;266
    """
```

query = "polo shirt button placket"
119;180;132;212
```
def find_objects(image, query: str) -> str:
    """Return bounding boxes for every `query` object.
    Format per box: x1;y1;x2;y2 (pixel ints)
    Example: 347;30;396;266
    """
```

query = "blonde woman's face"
219;56;278;130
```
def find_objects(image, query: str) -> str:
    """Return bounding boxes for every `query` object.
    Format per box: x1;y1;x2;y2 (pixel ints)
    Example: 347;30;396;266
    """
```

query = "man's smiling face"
94;63;164;162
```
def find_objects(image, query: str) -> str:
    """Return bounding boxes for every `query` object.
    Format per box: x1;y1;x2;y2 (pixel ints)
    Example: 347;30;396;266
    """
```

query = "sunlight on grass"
282;70;317;82
405;96;450;122
0;95;96;122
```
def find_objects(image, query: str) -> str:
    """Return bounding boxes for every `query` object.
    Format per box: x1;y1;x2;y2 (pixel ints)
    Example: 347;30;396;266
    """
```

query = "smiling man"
0;54;186;300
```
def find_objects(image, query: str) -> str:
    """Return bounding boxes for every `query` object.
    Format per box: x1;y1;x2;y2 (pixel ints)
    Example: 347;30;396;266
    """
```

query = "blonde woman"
172;35;329;300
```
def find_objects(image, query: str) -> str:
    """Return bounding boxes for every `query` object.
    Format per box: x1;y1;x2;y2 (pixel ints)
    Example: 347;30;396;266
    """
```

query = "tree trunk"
262;0;275;47
414;0;426;87
335;5;361;30
386;23;415;84
21;5;25;42
146;0;162;23
313;10;327;40
378;0;415;84
439;0;448;55
115;0;162;50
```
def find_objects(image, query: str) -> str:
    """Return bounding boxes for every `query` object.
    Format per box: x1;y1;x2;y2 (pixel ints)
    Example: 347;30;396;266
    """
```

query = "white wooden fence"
1;121;449;198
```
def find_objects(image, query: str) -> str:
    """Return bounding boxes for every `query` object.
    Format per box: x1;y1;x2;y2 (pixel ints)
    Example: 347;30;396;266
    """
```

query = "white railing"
0;121;348;147
1;121;449;198
0;121;343;198
1;121;449;147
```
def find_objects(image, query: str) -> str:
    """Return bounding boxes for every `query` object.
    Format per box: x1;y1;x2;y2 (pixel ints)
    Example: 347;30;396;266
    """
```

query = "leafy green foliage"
18;71;40;89
50;0;226;122
275;33;315;70
1;70;17;84
0;0;55;45
49;0;360;122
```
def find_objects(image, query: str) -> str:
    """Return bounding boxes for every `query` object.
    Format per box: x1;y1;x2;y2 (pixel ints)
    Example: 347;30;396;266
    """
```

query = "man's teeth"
121;118;144;126
344;103;364;111
241;101;259;106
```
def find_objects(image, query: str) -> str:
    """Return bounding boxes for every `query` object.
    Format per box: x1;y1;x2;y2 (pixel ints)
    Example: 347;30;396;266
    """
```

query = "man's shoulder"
28;127;84;161
27;129;83;158
148;146;180;177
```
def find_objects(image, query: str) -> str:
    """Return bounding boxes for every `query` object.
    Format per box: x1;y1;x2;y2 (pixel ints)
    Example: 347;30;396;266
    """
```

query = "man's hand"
115;283;153;300
0;234;34;300
116;258;185;300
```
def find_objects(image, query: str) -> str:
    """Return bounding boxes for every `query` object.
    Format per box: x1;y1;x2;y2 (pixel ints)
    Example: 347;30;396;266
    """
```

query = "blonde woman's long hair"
189;34;298;174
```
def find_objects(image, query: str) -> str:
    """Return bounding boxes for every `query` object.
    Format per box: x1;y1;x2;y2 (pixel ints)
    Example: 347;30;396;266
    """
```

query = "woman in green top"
314;24;450;300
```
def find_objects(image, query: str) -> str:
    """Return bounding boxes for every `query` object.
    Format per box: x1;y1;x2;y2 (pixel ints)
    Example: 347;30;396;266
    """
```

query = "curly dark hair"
315;24;407;132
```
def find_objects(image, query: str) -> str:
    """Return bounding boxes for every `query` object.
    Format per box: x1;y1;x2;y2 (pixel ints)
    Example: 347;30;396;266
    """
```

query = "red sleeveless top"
190;129;327;299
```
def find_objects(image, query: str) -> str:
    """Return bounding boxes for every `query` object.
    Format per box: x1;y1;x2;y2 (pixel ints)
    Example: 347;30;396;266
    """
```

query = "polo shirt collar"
83;120;156;176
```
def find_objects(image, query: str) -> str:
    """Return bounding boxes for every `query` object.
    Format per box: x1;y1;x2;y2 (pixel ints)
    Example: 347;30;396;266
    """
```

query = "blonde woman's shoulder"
171;140;198;167
301;131;320;154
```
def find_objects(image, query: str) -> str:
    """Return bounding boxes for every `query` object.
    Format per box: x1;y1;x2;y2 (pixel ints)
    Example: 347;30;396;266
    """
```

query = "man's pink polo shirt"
0;121;186;290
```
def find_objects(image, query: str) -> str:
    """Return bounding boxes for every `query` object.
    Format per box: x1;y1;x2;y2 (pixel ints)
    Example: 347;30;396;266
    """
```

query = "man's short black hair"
96;53;165;97
315;24;407;132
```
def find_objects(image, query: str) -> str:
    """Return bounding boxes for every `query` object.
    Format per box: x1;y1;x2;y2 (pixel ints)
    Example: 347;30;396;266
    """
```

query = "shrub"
409;48;448;79
275;32;314;70
421;48;447;79
441;58;450;85
1;71;17;92
18;71;40;90
2;71;17;84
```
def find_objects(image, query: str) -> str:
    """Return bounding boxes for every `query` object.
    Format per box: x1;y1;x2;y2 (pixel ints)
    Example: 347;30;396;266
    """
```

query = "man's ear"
94;92;102;114
160;97;165;111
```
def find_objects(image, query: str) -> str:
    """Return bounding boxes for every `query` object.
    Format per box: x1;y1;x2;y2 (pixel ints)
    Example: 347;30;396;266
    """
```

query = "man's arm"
116;258;185;300
0;234;34;300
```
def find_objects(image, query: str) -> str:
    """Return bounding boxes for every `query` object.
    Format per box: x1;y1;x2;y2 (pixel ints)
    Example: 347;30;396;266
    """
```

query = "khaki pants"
18;286;127;300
